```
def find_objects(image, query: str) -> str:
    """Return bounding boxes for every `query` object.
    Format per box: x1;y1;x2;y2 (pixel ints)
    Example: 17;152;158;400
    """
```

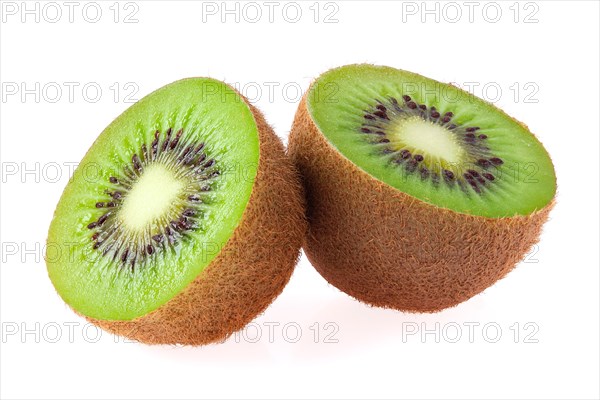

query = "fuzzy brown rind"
289;96;553;312
89;103;306;345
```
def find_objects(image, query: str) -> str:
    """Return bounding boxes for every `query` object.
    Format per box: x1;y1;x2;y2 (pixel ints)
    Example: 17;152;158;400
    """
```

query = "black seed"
87;221;98;229
152;234;163;243
364;114;375;120
448;124;457;130
431;111;440;118
91;233;99;240
445;112;454;118
400;149;411;159
132;154;142;171
477;159;492;168
162;127;173;151
170;220;180;231
93;241;101;249
209;170;220;178
121;248;129;262
204;159;215;168
464;137;475;143
443;169;455;180
180;145;192;158
188;195;201;201
406;159;418;173
390;97;398;105
376;104;386;112
466;127;480;132
183;209;195;217
112;191;122;200
441;116;451;123
464;172;473;180
442;174;456;186
483;173;495;181
195;143;205;153
465;133;476;138
109;249;119;262
490;157;504;165
95;202;104;208
414;154;424;162
394;157;405;164
195;153;207;165
478;134;488;139
109;177;118;184
374;110;388;119
166;227;176;243
361;127;371;133
418;104;427;110
97;213;109;225
402;95;411;102
379;138;390;143
107;202;116;208
467;169;480;177
375;131;386;136
200;185;211;192
382;148;393;154
146;244;154;255
420;167;430;180
182;151;195;165
476;176;486;184
189;153;203;166
170;128;183;149
178;217;190;230
407;101;417;109
469;180;481;193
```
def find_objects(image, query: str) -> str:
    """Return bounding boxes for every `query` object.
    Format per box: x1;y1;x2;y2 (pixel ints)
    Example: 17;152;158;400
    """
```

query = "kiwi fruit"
46;78;305;345
289;64;556;312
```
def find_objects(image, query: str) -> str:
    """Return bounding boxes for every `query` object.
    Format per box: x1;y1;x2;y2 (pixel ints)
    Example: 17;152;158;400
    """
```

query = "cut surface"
47;78;260;321
306;64;556;217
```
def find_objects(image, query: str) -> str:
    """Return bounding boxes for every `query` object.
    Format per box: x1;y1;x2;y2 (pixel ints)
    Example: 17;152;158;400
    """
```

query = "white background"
1;1;599;399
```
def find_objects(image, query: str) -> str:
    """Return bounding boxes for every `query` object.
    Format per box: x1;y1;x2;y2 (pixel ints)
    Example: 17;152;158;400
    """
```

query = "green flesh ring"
306;64;556;218
47;78;259;321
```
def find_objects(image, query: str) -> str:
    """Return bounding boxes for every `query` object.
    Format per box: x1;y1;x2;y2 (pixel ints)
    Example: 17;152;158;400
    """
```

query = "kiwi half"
47;78;305;345
289;64;556;312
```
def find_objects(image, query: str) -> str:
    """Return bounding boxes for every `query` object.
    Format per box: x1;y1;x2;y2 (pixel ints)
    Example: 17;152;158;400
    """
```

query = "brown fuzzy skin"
89;103;305;345
289;96;554;312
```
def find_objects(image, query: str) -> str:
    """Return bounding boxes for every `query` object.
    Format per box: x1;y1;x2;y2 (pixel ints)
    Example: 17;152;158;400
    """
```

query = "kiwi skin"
86;101;306;345
289;90;554;313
